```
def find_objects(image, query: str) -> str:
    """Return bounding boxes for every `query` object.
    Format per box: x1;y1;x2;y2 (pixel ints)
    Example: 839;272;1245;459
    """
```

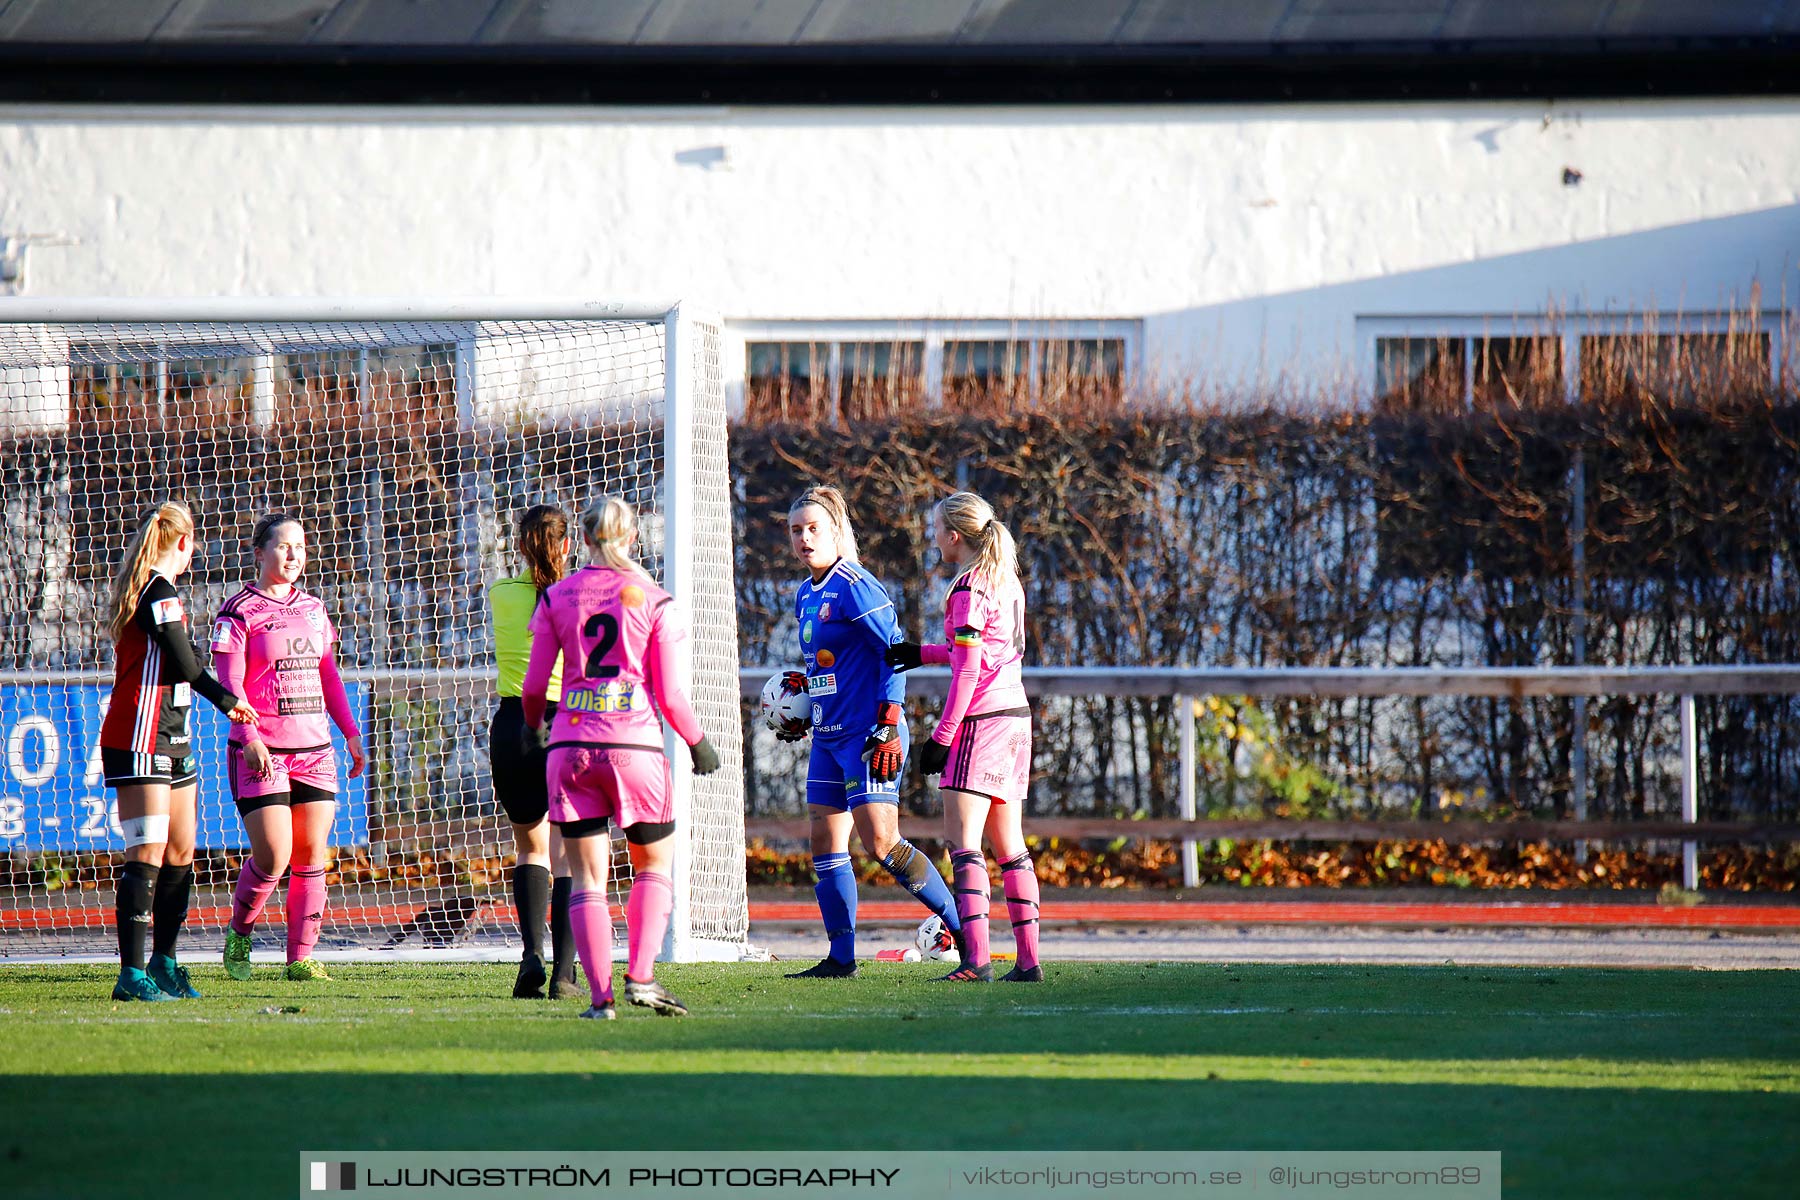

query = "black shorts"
233;779;336;815
556;816;676;845
490;697;557;826
102;747;197;789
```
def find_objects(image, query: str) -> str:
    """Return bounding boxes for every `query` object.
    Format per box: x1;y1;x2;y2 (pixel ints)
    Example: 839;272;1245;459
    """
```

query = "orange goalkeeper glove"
862;701;905;783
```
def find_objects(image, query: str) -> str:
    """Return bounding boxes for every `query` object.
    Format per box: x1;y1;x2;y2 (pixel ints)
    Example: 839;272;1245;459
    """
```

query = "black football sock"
116;860;159;971
550;875;576;981
150;861;194;959
513;863;550;960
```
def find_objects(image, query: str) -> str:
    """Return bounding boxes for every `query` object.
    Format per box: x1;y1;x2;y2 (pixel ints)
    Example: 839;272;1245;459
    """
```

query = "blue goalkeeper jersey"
793;558;905;744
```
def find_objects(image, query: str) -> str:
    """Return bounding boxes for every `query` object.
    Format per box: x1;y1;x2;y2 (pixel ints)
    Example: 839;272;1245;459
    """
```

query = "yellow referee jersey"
489;571;563;701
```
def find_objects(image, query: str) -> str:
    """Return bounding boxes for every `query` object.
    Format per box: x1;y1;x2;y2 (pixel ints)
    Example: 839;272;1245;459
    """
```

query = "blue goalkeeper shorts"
805;726;909;811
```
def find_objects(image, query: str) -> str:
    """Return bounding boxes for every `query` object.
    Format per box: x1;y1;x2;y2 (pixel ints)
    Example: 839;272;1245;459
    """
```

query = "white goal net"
0;302;747;962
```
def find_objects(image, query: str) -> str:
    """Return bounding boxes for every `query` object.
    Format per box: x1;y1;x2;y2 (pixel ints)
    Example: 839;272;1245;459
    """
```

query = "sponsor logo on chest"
275;634;322;658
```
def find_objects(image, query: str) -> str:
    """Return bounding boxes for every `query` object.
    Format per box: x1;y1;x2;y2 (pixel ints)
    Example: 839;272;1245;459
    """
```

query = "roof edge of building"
2;38;1797;105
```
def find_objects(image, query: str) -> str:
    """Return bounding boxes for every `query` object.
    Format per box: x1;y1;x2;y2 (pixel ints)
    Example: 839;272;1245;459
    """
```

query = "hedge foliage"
731;390;1800;824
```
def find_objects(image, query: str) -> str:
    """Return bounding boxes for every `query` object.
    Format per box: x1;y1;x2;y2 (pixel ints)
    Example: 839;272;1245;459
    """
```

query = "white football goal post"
0;298;748;963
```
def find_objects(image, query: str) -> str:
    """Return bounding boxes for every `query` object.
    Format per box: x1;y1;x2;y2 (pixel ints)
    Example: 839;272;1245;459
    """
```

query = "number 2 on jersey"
583;612;622;679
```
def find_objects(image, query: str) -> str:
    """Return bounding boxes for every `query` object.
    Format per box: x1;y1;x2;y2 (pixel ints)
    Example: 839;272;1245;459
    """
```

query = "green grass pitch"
1;961;1795;1198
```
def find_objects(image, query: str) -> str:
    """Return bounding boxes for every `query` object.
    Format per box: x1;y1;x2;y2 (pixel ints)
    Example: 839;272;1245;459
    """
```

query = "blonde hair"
579;496;644;573
106;501;194;642
788;484;860;564
936;491;1018;595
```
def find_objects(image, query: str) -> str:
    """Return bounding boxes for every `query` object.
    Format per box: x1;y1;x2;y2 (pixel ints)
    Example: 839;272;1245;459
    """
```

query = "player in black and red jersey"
98;501;257;1001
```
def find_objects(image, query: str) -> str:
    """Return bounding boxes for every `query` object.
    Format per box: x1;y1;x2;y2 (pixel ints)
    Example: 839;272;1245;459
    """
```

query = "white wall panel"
1;99;1794;396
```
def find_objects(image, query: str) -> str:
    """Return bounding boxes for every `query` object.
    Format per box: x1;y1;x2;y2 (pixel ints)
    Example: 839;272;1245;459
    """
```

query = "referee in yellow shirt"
489;504;578;998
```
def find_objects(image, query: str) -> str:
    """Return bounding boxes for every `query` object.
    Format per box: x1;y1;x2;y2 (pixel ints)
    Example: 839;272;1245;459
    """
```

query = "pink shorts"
941;709;1032;804
546;743;673;830
229;744;339;805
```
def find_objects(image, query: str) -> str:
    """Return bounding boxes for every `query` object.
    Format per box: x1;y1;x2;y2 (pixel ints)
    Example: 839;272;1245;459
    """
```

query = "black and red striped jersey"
99;573;237;756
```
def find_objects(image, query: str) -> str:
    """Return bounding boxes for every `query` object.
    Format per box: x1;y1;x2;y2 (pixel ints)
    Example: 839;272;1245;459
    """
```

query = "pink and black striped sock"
1001;852;1041;972
950;849;991;969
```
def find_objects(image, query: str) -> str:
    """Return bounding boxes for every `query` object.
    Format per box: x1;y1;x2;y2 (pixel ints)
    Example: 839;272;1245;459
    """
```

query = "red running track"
5;899;1799;932
748;899;1800;929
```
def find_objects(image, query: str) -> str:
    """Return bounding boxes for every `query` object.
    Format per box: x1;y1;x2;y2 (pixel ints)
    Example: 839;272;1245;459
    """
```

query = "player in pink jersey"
522;497;721;1021
888;491;1042;982
210;513;366;983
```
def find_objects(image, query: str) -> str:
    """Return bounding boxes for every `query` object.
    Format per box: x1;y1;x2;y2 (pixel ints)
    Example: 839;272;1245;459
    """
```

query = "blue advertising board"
0;683;369;851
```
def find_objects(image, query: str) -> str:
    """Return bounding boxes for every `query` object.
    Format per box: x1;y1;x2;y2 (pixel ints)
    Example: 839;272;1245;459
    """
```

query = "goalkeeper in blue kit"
779;485;966;978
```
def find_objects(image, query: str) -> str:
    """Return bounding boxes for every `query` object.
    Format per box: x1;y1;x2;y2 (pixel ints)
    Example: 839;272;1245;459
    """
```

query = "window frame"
729;318;1141;417
63;327;481;432
1358;311;1785;406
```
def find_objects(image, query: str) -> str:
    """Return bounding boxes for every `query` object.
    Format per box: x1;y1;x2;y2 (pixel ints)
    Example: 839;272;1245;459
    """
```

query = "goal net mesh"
0;315;746;960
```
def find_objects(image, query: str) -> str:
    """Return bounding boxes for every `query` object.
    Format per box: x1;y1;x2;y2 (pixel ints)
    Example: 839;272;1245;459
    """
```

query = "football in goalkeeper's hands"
759;671;812;737
915;914;960;963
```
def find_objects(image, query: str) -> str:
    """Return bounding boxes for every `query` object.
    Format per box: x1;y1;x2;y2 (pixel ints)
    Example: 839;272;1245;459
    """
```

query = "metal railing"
9;664;1798;890
740;663;1800;889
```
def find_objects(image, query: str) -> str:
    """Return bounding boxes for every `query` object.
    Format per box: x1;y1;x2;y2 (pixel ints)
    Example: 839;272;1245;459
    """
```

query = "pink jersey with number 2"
522;564;704;750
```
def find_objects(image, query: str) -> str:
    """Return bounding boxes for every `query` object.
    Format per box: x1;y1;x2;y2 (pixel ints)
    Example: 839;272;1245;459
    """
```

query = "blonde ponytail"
936;491;1018;595
579;496;645;573
106;501;194;642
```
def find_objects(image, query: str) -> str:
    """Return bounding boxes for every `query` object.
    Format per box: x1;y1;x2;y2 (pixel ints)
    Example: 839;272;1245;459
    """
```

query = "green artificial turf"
1;961;1795;1198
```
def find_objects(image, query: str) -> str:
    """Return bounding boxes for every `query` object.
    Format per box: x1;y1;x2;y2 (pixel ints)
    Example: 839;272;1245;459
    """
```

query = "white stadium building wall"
0;97;1796;415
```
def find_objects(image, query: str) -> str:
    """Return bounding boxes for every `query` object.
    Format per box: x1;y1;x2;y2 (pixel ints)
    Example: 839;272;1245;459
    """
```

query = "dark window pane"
1472;335;1563;408
1039;338;1125;406
70;360;155;415
274;344;455;433
70;351;260;435
367;344;456;435
166;358;254;407
1579;332;1770;403
839;340;923;421
279;349;360;428
1040;338;1124;383
1375;336;1467;411
745;341;828;422
945;339;1028;387
944;339;1028;408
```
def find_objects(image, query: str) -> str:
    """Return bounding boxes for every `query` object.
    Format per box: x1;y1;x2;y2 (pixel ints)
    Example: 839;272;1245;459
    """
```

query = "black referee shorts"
489;697;556;826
